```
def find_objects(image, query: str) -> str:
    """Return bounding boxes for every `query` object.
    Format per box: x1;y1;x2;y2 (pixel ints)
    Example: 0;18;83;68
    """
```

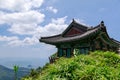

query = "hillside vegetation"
22;51;120;80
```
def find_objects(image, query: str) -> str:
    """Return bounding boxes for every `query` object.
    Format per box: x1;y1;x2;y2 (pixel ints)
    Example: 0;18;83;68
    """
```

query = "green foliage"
14;65;19;80
22;51;120;80
23;67;42;79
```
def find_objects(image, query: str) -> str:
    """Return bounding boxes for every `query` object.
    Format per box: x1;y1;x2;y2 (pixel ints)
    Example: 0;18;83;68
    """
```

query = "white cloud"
31;0;44;8
0;10;45;25
0;35;32;46
0;16;68;46
46;6;58;14
0;36;18;41
0;0;44;12
36;16;68;37
0;0;68;46
0;35;39;46
73;18;89;26
8;23;38;35
0;10;45;35
7;16;67;39
8;36;39;46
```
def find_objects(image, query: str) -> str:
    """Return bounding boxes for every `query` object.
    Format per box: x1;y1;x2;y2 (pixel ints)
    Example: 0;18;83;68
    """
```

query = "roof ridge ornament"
100;21;104;26
72;18;75;22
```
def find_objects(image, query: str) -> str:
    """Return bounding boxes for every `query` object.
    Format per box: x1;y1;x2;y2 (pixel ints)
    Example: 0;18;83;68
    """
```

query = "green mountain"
0;65;30;80
22;51;120;80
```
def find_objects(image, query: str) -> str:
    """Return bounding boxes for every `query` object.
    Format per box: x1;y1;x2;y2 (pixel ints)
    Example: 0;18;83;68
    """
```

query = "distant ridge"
0;65;30;80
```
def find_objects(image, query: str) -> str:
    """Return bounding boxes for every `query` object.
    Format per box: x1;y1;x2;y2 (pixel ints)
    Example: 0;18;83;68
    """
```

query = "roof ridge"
40;34;61;39
72;19;89;28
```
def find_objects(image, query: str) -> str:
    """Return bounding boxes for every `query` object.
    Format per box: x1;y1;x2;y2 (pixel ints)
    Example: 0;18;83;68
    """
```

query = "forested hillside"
22;51;120;80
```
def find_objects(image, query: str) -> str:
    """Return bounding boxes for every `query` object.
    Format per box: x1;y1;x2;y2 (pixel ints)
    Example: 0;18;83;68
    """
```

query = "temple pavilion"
40;19;120;58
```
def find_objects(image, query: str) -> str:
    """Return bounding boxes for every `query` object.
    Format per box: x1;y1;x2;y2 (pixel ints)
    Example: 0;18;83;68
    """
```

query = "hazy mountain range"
0;65;30;80
0;58;48;68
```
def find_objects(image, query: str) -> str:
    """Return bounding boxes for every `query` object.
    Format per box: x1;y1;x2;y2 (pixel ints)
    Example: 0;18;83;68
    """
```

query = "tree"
13;65;19;80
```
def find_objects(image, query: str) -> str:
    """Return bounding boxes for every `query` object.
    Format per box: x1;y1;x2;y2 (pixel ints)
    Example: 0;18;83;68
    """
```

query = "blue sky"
0;0;120;68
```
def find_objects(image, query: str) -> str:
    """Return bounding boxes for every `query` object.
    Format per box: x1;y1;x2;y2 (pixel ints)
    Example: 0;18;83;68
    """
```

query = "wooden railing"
49;53;59;63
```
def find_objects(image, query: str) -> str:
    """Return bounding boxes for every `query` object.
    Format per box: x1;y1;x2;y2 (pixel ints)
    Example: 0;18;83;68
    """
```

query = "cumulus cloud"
8;36;39;46
0;36;18;42
0;0;44;12
6;16;67;36
0;10;45;25
36;16;68;37
0;35;39;46
8;23;37;35
0;0;68;46
0;16;68;46
0;10;45;36
46;6;58;14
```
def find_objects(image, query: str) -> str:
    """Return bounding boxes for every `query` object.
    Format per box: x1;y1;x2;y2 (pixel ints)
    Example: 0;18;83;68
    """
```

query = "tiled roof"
111;38;120;46
40;20;120;46
40;24;103;44
62;20;88;36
